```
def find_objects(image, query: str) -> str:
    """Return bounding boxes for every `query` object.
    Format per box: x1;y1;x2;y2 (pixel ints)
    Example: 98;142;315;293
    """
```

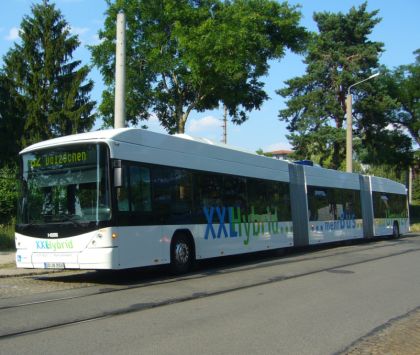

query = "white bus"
15;128;409;273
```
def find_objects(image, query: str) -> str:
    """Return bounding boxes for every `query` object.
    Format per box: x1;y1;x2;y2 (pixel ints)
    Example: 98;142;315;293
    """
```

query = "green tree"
0;73;25;166
0;165;19;224
278;2;385;169
352;70;413;172
2;0;96;147
382;49;420;146
412;151;420;205
91;0;307;133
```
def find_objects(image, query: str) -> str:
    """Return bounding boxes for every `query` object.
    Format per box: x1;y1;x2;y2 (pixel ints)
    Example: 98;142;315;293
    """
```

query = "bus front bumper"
15;247;119;270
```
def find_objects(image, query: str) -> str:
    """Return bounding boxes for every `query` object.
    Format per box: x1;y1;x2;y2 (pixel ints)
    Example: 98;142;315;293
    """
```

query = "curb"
342;306;420;354
0;252;64;278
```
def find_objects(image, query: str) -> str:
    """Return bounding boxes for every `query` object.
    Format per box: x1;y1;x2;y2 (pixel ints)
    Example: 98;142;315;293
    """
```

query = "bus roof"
20;128;131;153
19;128;407;193
20;128;291;180
20;128;258;155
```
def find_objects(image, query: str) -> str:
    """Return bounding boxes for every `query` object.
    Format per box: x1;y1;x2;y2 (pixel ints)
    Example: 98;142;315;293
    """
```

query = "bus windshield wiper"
18;222;35;230
57;213;85;228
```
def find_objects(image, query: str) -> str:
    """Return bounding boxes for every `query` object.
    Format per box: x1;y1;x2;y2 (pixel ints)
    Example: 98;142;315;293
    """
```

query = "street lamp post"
346;72;380;173
114;11;126;129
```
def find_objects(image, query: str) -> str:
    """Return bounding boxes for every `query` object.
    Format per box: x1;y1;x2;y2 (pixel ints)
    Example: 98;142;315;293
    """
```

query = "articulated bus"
15;128;409;273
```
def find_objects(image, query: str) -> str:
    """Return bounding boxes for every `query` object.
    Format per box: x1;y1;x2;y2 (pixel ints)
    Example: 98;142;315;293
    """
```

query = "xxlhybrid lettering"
35;240;74;251
203;206;279;245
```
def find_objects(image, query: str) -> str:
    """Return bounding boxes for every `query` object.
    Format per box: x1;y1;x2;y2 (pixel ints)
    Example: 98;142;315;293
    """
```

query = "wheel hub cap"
175;242;189;264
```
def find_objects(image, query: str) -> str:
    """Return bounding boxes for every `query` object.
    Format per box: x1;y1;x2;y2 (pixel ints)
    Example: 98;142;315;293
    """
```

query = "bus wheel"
170;234;194;274
392;221;400;239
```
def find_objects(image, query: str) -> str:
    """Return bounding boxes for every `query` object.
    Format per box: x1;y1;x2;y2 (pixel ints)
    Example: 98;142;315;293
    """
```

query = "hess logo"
47;232;59;238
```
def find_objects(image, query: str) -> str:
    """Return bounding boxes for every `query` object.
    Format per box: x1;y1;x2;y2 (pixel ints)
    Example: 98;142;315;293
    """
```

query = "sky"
0;0;419;153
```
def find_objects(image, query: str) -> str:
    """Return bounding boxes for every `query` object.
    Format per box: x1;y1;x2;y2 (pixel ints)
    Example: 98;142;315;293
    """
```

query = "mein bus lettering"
325;212;356;230
203;206;281;245
310;212;357;232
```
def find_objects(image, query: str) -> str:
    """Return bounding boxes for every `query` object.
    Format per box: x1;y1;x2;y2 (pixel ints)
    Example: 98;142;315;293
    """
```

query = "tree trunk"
332;141;341;170
178;117;186;134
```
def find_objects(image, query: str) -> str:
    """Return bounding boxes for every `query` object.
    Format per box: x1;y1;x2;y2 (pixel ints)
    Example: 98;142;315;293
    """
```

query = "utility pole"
114;11;126;129
346;93;353;172
408;166;413;204
222;105;227;144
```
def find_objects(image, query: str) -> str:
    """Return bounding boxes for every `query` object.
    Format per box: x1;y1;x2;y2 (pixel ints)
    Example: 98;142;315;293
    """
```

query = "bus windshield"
17;144;111;229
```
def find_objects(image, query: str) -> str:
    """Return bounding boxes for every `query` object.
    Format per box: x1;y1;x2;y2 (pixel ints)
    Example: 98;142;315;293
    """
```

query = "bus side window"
172;169;193;216
223;175;246;210
117;164;152;213
308;188;327;221
247;178;268;215
117;165;130;212
278;182;292;221
129;166;152;212
194;173;223;223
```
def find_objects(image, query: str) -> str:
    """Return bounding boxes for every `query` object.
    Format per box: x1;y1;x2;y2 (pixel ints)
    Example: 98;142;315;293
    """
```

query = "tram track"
0;237;419;341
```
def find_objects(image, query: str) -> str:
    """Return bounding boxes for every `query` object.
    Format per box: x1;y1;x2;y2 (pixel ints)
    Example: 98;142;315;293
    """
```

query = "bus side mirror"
113;160;123;187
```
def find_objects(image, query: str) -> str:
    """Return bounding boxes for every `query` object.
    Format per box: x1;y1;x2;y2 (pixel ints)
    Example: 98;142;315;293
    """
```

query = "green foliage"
0;165;18;224
0;74;25;166
413;179;420;206
410;199;420;232
411;151;420;205
0;0;95;222
360;164;406;183
255;149;273;157
381;49;420;146
287;126;346;168
350;62;415;171
2;0;96;148
356;128;413;171
0;223;15;251
91;0;308;133
278;2;386;170
410;203;420;217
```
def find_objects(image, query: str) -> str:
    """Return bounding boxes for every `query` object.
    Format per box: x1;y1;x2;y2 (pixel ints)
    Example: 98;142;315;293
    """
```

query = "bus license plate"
44;262;65;269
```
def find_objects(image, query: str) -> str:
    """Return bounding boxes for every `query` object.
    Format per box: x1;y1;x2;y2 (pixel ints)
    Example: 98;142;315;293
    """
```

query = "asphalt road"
0;235;419;354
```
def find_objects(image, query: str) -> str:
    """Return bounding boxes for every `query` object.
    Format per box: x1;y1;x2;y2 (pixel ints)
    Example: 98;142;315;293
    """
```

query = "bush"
0;165;18;224
0;223;15;250
410;204;420;222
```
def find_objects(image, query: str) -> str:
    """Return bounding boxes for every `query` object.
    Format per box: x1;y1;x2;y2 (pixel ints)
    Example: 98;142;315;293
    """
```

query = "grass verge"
410;222;420;233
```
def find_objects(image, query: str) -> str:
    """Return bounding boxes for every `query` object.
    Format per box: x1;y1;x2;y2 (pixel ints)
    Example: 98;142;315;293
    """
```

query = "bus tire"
392;221;400;239
170;233;195;274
